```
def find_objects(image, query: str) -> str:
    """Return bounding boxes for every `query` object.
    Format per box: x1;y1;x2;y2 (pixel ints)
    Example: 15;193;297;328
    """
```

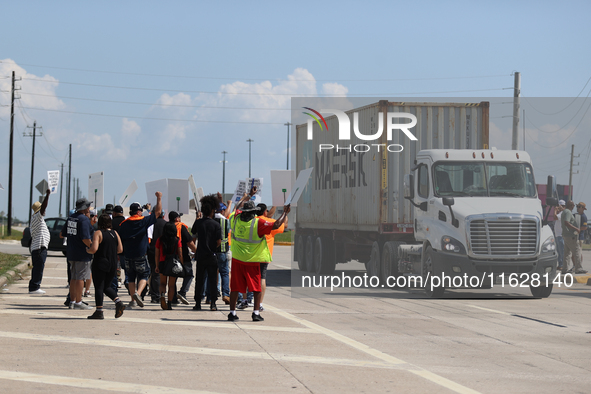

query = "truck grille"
469;218;538;256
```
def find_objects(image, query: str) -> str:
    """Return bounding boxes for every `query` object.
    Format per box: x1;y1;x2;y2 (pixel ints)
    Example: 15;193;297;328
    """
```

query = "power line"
20;77;506;96
18;106;286;124
19;92;291;110
523;76;591;115
0;61;511;82
524;90;591;134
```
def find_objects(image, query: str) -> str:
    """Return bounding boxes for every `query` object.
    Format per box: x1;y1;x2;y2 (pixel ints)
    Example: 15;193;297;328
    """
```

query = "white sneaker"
29;289;46;295
127;301;137;309
74;302;92;310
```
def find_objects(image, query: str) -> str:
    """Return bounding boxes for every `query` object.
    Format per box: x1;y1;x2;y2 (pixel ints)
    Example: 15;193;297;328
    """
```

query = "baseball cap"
90;209;98;217
75;198;92;211
104;204;114;215
129;202;142;214
113;205;124;214
577;202;587;210
169;211;183;221
217;202;227;213
31;201;42;213
559;199;566;206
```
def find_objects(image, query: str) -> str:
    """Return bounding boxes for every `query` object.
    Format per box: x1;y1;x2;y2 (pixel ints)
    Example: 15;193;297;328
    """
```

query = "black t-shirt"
192;217;221;261
112;215;126;255
179;224;193;263
149;217;167;253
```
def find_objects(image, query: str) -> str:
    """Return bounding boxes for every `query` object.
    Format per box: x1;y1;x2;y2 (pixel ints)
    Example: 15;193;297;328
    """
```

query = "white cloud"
322;82;348;96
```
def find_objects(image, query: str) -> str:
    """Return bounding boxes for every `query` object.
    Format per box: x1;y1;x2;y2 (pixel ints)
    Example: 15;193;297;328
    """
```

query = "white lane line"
264;304;481;394
466;305;511;315
0;370;220;394
0;309;315;334
0;331;402;370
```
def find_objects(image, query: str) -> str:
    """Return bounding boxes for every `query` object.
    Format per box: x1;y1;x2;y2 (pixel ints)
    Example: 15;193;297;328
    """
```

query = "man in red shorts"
228;187;290;322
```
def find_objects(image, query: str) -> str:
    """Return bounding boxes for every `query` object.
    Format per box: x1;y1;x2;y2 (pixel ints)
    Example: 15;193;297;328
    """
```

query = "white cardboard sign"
119;180;138;206
47;170;60;195
145;179;168;212
270;170;295;206
231;180;248;204
88;172;105;208
168;178;190;215
246;177;263;205
285;168;313;206
188;175;204;211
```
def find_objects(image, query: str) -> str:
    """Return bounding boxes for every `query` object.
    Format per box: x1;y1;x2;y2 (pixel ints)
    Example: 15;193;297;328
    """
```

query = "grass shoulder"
0;229;23;241
0;252;27;277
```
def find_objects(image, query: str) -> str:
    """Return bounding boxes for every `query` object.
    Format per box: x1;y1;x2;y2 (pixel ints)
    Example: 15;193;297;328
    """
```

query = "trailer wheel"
381;241;404;285
366;241;381;278
305;236;314;272
530;282;553;298
313;237;336;275
423;246;444;298
295;235;306;271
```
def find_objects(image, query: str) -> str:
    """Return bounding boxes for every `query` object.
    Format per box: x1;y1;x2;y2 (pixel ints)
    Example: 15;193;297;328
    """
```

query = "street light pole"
284;122;291;170
221;150;227;196
247;139;254;178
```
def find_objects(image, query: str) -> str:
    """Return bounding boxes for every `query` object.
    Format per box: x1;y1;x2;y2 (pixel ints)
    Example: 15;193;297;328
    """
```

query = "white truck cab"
402;149;558;298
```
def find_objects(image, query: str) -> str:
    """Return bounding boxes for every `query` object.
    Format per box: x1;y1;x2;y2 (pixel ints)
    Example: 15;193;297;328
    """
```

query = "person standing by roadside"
111;205;126;291
554;200;566;271
60;198;94;310
192;195;221;311
86;214;126;319
118;192;162;309
28;189;51;295
561;201;582;275
575;202;588;273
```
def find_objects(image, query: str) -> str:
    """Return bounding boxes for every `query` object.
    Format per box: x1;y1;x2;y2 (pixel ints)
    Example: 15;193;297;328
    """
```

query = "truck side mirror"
546;175;558;206
404;174;414;199
442;197;455;206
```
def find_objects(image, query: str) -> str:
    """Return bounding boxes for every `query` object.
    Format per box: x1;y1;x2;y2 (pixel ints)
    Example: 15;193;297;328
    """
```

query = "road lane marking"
466;305;511;315
0;309;315;333
0;370;221;394
264;304;481;394
0;331;404;370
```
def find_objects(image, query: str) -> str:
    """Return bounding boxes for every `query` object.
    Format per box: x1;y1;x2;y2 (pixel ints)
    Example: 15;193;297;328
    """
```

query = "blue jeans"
556;236;564;265
217;252;230;297
29;248;47;291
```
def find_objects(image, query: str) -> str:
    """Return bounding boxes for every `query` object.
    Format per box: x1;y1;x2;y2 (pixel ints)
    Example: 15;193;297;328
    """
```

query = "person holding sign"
227;186;290;322
28;189;51;294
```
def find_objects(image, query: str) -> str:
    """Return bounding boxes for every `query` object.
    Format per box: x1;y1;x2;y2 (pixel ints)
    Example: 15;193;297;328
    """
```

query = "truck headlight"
541;236;556;254
441;236;466;254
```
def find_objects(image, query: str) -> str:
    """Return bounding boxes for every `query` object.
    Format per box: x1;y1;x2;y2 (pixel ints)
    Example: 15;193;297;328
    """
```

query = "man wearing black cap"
147;209;166;303
111;205;126;290
103;204;114;216
227;187;290;322
118;192;162;308
60;197;94;310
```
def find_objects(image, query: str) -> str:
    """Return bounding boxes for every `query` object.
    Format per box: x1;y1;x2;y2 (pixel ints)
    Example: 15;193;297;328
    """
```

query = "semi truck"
294;100;558;298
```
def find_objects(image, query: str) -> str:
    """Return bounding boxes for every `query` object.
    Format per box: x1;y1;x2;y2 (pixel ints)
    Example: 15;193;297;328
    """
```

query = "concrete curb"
275;242;293;246
0;259;31;288
572;273;591;286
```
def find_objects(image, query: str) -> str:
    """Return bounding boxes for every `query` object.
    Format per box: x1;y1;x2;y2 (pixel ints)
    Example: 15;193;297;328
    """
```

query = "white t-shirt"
555;211;563;237
30;211;50;251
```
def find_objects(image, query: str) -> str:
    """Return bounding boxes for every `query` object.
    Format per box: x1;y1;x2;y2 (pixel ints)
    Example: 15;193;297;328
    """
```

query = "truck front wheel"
366;242;381;278
530;282;553;298
423;246;445;298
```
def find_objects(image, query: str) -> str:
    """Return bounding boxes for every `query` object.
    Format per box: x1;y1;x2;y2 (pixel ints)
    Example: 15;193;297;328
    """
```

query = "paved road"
0;242;590;393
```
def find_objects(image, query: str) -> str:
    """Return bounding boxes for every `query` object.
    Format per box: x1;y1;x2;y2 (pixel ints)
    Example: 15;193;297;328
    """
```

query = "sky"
1;1;591;222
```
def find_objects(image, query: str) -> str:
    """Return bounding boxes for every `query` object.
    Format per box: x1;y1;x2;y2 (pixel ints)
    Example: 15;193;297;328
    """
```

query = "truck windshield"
433;162;536;198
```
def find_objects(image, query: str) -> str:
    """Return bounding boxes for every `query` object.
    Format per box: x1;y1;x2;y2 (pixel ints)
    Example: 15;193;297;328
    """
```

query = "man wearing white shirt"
29;189;51;294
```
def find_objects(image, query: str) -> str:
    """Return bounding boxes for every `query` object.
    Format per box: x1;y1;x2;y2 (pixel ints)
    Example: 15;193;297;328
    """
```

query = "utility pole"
59;163;64;217
247;139;254;178
7;71;21;235
25;122;42;225
66;144;72;214
284;122;291;170
511;72;521;150
221;151;228;196
568;144;580;201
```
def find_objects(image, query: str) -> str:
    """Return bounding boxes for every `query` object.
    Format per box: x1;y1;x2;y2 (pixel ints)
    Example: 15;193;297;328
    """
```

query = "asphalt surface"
0;242;590;393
